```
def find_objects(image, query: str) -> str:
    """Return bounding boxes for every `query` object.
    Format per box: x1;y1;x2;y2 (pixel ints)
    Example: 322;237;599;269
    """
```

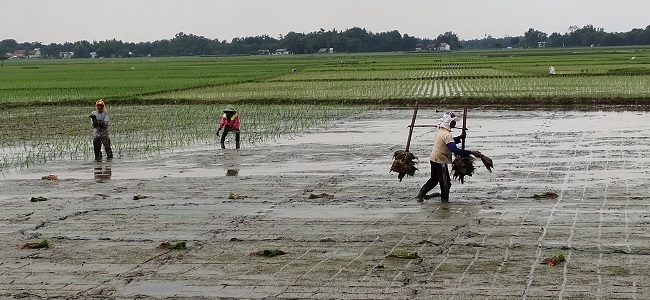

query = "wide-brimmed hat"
223;104;236;113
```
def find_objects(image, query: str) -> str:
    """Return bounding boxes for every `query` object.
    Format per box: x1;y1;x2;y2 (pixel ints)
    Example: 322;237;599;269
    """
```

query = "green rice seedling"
0;104;368;172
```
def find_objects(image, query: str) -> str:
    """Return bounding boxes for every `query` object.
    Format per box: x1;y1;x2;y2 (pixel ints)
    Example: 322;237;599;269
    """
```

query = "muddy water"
1;109;650;299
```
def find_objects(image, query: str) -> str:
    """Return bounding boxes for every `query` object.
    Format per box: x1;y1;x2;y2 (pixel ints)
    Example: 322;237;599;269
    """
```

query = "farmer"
89;99;113;161
416;112;481;203
217;104;240;149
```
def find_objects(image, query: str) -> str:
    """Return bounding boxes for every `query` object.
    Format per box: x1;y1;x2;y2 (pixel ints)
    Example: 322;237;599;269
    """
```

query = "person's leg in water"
93;138;103;161
235;130;240;149
439;164;452;202
220;127;230;149
417;161;441;202
102;136;113;159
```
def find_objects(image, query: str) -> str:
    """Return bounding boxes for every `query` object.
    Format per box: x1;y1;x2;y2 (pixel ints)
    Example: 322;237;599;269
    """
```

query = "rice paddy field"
2;47;650;299
1;46;649;172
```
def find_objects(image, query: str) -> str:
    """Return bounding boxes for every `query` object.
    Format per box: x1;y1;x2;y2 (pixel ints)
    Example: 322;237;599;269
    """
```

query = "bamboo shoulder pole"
405;101;419;152
461;108;467;150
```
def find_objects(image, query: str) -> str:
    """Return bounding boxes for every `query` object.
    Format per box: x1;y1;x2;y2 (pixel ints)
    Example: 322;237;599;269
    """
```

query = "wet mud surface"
2;109;650;299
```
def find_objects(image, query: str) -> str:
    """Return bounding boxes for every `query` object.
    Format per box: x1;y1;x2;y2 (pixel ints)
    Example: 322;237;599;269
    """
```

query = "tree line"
2;25;649;58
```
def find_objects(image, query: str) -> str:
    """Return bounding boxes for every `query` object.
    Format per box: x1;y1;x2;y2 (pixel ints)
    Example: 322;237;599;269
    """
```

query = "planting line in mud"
522;139;581;299
4;109;650;299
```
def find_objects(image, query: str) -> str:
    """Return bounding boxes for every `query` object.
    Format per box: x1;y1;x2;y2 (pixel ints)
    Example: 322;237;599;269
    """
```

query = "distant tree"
401;33;419;51
0;55;8;66
522;28;548;48
71;40;92;58
436;31;461;50
283;31;306;54
547;33;564;47
509;36;521;47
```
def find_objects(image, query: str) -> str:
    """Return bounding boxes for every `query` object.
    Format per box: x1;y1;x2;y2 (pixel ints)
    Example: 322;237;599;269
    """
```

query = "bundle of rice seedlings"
479;154;494;172
390;150;418;182
451;155;475;184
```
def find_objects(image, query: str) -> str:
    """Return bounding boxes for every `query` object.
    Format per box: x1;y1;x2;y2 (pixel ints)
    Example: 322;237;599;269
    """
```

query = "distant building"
538;41;547;48
12;50;27;58
438;43;451;51
59;52;75;59
273;49;290;55
28;48;42;59
317;47;334;54
257;49;270;55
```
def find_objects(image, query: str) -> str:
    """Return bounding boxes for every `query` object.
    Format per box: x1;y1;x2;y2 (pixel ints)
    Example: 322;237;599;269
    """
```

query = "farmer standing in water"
89;99;113;161
217;104;241;149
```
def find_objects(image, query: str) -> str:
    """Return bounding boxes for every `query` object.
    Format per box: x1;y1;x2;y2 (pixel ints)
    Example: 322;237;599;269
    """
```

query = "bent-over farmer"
217;104;241;149
416;112;481;203
90;99;113;161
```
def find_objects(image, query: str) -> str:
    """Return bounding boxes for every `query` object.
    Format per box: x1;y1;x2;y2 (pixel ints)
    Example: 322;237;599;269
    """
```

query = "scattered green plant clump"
250;249;289;257
390;150;418;181
385;252;420;259
309;193;334;199
133;194;149;200
530;192;559;199
542;251;566;266
229;192;249;200
19;239;49;249
157;241;187;250
30;196;48;202
41;175;58;180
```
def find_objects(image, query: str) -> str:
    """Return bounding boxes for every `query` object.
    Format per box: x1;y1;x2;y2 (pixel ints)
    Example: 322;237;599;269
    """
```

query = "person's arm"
453;132;466;144
100;113;109;128
446;142;481;158
90;113;99;127
233;116;240;130
447;142;471;157
218;116;227;129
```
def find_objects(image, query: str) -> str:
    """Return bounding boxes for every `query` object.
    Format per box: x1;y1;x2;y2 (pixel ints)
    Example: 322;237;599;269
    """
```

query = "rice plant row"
0;104;368;173
147;75;649;100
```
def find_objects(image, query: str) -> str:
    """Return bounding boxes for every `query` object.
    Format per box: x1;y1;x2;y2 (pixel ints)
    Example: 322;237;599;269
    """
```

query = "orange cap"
96;99;105;106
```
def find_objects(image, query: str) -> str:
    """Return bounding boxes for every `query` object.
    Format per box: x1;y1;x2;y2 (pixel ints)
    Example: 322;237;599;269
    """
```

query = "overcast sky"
3;0;649;44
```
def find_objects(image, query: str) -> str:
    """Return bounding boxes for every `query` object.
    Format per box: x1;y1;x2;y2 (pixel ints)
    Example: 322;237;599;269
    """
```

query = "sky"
3;0;650;44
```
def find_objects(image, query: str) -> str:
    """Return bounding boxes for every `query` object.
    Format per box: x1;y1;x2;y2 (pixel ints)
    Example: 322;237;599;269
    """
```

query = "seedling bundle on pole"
390;102;419;181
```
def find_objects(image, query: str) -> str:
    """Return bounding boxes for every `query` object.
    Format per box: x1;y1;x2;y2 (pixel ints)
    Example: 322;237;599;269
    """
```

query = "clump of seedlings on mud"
385;252;420;259
133;194;149;200
18;239;49;249
157;241;187;250
309;193;334;199
390;150;418;182
529;192;559;199
542;251;566;266
250;249;289;257
41;175;58;181
30;196;48;202
228;192;249;200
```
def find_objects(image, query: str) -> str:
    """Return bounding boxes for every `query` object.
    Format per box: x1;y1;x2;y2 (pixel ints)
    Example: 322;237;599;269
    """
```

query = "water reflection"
223;150;241;177
94;161;113;181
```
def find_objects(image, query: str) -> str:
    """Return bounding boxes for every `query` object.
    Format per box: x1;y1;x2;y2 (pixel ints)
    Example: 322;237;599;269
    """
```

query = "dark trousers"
93;136;113;160
418;161;451;201
221;127;240;149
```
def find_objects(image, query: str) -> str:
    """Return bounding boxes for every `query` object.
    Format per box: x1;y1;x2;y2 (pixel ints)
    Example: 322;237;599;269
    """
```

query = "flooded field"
2;108;650;299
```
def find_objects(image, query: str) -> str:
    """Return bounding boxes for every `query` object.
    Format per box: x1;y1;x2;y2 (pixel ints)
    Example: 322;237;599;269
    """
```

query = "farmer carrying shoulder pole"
89;99;113;161
416;112;481;203
217;104;240;149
